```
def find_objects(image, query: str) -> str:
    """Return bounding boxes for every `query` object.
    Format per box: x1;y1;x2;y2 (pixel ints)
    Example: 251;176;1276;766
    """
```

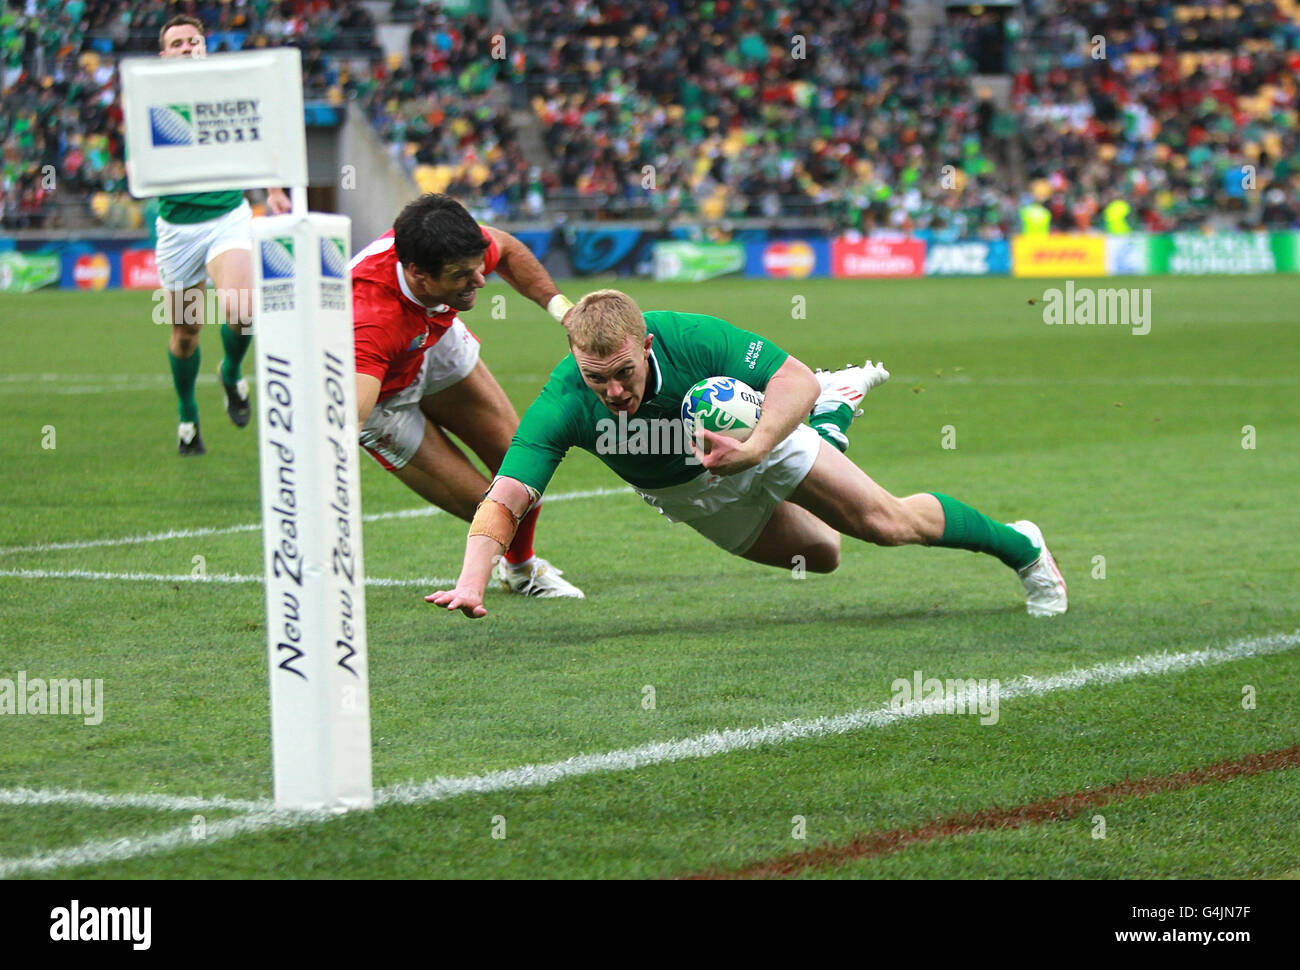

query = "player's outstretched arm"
426;476;535;618
697;356;820;476
482;226;573;325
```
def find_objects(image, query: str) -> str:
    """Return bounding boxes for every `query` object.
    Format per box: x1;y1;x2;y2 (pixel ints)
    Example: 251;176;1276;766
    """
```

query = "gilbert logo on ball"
681;376;763;443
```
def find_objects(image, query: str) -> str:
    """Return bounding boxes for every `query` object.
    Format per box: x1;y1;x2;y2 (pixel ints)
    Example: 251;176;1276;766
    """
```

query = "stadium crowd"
2;0;1298;231
1;0;379;228
1010;0;1300;231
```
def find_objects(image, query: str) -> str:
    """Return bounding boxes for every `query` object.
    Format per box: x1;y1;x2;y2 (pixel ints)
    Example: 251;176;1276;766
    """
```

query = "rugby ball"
681;376;763;443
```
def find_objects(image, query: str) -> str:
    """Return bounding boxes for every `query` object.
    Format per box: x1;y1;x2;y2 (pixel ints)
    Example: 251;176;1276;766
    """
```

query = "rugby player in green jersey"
428;290;1067;619
154;15;291;455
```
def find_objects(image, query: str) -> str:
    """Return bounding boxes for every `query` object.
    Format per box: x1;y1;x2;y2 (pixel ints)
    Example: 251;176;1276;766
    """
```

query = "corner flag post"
121;49;374;812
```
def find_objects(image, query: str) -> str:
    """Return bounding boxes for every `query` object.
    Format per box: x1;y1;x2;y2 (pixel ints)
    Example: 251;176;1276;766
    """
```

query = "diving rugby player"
429;290;1067;618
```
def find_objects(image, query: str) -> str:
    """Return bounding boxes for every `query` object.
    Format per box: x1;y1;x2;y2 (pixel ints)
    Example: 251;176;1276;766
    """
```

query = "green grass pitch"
0;274;1297;879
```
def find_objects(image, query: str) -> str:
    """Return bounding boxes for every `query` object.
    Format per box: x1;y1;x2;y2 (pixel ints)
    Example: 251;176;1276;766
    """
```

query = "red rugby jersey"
349;227;499;399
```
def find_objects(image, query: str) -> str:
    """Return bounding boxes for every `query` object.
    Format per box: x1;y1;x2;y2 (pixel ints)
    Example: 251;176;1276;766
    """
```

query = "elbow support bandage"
468;497;521;547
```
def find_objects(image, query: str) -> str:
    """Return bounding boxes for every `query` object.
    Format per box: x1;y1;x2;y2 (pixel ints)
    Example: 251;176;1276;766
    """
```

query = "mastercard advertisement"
59;249;122;289
745;239;831;279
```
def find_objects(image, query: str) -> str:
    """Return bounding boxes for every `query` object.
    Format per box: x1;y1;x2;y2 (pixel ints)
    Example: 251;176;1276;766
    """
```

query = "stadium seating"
2;0;1297;230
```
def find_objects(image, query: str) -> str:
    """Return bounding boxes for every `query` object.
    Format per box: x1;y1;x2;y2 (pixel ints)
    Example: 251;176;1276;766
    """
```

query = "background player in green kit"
154;15;291;455
428;289;1068;619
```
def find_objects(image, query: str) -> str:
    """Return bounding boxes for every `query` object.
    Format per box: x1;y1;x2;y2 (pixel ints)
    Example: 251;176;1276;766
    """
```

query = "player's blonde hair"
566;289;646;356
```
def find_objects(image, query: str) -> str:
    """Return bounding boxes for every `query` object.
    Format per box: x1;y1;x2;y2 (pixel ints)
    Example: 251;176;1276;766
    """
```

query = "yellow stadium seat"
414;165;453;194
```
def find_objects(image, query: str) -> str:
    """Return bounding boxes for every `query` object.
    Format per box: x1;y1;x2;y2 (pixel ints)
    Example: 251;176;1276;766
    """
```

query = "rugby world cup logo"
682;378;742;433
148;104;193;146
320;238;347;279
260;237;295;280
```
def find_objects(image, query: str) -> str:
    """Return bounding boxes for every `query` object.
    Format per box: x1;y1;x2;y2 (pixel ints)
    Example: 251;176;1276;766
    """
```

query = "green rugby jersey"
499;310;790;493
157;190;245;224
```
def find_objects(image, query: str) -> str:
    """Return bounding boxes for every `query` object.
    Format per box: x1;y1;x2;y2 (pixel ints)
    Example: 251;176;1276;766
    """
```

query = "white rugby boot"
1008;520;1068;617
812;360;890;417
492;557;585;599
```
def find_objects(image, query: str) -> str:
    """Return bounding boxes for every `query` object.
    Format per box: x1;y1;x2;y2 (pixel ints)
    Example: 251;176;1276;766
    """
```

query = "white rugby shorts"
155;200;254;289
634;423;823;554
358;320;481;470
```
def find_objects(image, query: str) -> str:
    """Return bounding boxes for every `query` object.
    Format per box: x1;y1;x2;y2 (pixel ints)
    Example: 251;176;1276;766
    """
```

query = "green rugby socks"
169;346;201;423
811;402;853;453
220;322;252;385
930;492;1039;570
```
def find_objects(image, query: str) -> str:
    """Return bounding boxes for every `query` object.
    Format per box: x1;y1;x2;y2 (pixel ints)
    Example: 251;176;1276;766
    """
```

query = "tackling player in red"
350;194;583;598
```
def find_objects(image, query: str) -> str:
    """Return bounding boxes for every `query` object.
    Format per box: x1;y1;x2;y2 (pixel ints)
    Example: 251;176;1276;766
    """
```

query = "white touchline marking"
373;632;1300;807
0;787;267;814
0;568;457;587
0;486;633;557
1;631;1295;878
0;810;324;878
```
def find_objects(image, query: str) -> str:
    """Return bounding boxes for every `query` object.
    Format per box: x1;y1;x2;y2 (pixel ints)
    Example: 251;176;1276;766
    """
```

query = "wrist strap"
547;294;574;323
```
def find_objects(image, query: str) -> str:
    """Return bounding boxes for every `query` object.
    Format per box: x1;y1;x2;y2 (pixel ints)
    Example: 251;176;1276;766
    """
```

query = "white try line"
1;630;1295;878
0;568;456;588
0;486;633;557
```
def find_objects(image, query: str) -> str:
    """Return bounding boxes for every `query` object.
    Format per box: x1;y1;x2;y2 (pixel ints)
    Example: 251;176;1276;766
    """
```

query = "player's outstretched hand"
266;187;293;215
425;586;487;619
693;428;761;476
